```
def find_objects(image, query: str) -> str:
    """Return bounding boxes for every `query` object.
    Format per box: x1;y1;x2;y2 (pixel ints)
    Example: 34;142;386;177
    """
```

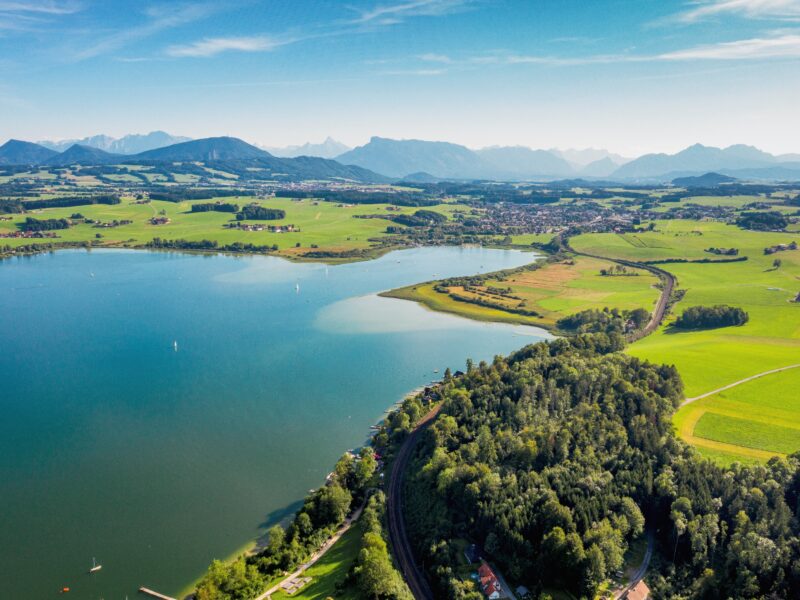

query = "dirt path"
681;364;800;406
254;499;367;600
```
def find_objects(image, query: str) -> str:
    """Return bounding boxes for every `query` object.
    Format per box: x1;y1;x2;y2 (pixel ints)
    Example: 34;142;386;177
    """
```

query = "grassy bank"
381;254;661;331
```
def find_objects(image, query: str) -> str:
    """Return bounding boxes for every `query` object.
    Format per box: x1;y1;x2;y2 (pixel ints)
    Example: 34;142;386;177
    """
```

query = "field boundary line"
682;364;800;406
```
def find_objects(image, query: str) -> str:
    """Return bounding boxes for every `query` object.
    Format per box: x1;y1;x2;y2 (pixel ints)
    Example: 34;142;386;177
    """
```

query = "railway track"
564;242;676;340
386;404;441;600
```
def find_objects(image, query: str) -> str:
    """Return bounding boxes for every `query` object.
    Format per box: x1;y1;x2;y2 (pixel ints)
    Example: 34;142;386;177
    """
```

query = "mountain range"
335;137;631;180
334;138;800;182
0;137;387;183
264;137;351;159
3;133;800;183
38;131;191;155
612;143;800;181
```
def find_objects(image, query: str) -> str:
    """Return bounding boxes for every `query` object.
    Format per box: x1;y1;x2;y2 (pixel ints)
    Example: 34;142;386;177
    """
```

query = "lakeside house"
149;216;170;225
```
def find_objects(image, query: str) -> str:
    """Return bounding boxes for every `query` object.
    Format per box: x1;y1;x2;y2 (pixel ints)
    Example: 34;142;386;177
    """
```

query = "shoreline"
173;378;447;599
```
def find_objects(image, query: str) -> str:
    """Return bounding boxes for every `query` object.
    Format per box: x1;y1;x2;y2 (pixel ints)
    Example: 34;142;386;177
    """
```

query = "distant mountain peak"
0;139;58;165
265;137;351;159
37;131;191;155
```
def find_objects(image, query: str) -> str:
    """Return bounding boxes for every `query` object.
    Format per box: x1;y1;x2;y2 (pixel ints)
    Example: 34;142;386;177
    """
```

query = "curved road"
564;242;676;339
614;532;654;599
386;405;441;600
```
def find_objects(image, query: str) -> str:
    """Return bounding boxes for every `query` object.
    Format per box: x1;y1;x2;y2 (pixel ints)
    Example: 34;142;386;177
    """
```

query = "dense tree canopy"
673;305;749;330
399;337;800;599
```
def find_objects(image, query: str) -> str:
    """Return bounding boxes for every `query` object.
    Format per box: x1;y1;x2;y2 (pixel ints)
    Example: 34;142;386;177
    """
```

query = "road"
564;242;676;340
614;532;654;599
681;363;800;406
386;404;442;600
253;498;367;600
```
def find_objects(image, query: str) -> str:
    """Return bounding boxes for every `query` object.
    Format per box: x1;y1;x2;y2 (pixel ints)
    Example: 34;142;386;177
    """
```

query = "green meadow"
270;525;362;600
0;197;466;262
673;367;800;464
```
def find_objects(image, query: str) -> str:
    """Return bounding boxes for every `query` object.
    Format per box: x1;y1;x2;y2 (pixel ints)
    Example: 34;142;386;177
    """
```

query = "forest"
20;216;70;231
399;335;800;599
236;205;286;220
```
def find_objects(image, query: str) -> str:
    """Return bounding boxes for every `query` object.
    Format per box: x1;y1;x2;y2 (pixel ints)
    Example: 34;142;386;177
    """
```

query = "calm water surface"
0;247;549;599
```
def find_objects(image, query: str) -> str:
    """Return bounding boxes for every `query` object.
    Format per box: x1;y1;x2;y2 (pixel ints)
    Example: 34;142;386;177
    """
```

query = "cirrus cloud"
166;35;288;57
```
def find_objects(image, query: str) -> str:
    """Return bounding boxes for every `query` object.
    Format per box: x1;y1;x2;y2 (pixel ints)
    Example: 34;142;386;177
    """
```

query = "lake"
0;246;549;599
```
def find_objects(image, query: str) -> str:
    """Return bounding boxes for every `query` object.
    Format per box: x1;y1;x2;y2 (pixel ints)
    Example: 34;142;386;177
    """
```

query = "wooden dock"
138;587;177;600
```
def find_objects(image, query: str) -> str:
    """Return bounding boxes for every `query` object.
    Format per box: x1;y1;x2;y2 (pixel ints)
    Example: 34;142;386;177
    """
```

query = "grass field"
384;255;660;330
572;220;800;463
0;197;465;262
673;367;800;464
270;525;362;600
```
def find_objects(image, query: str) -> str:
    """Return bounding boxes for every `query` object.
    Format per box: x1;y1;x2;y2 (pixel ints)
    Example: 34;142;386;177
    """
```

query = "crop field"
0;197;466;261
385;255;660;329
572;220;800;463
674;367;800;464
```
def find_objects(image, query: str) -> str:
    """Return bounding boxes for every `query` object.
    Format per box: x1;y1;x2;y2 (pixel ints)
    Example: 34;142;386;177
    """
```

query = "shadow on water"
254;500;306;551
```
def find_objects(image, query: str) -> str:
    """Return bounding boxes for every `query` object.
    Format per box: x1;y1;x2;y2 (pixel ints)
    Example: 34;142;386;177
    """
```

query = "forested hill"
403;336;800;599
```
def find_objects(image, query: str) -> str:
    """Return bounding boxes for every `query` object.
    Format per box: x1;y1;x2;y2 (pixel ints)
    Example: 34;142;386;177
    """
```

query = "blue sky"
1;0;799;154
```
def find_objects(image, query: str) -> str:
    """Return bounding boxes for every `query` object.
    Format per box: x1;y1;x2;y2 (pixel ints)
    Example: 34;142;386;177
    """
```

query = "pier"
138;587;177;600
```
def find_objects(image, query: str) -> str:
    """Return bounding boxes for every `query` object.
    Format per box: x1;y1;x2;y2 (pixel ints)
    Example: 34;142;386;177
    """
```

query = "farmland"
0;196;467;262
573;220;800;463
385;214;800;465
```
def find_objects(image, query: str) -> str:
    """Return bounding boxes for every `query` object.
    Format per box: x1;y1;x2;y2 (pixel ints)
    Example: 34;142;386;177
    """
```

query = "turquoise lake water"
0;247;549;599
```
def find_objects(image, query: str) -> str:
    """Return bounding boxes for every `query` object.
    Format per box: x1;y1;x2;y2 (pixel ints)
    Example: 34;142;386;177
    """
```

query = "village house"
624;580;650;600
477;561;503;599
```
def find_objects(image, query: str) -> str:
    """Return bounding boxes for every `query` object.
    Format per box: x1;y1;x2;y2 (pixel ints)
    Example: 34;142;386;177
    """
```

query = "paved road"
614;532;654;599
386;405;442;600
564;243;676;340
681;363;800;406
253;498;367;600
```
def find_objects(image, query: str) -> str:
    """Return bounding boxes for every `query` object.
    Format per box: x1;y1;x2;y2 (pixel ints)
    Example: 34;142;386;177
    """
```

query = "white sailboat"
89;557;102;573
173;340;178;352
295;282;300;293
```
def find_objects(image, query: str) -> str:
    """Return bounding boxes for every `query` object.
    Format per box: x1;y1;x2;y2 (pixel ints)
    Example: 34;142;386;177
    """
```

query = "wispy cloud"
0;1;82;14
348;0;477;26
418;52;453;63
166;35;288;57
0;0;81;32
381;67;446;75
659;31;800;58
675;0;800;23
423;31;800;67
72;2;221;61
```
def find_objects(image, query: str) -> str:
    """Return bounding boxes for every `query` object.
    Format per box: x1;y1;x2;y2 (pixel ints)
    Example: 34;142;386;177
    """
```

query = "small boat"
173;340;178;352
295;283;300;293
89;557;102;573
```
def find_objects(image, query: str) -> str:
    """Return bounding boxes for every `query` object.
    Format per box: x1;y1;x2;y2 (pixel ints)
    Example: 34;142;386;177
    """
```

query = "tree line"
673;305;749;330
